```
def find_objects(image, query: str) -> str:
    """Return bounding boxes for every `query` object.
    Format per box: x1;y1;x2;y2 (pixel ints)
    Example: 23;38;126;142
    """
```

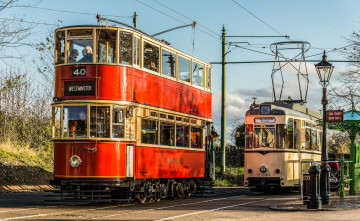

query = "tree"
230;116;245;148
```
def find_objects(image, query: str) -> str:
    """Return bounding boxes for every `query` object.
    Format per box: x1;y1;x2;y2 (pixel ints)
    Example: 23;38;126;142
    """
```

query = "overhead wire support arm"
151;21;196;37
96;14;136;30
226;35;290;39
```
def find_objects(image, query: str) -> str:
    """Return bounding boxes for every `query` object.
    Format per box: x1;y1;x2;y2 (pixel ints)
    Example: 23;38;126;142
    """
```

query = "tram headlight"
69;155;82;168
248;169;253;173
260;165;268;173
276;169;281;173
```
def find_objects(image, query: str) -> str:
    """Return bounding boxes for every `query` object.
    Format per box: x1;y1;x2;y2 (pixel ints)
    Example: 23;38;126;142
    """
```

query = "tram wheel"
136;193;147;204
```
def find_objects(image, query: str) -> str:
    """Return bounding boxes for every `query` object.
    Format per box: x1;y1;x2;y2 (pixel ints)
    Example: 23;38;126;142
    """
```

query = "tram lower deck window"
90;106;110;138
190;127;202;148
254;126;275;148
63;106;87;138
141;119;158;144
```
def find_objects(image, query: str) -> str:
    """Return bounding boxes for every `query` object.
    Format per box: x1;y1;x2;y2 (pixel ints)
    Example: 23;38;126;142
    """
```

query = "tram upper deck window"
178;55;190;83
206;66;211;90
294;119;301;149
68;30;93;37
55;31;65;64
120;31;132;65
254;125;275;148
161;49;176;78
90;106;110;138
68;39;93;63
245;124;253;148
113;106;124;138
63;106;87;138
143;42;159;72
192;61;204;87
133;36;140;66
98;30;116;63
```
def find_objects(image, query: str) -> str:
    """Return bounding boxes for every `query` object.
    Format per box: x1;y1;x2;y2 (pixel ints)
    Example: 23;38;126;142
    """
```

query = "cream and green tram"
244;102;322;192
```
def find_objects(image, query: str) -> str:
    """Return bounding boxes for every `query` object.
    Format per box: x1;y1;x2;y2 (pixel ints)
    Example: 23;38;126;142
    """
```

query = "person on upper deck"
68;49;79;63
78;46;93;62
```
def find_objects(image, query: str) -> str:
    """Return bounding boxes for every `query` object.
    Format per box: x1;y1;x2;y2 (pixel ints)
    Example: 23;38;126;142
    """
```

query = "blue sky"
3;0;360;142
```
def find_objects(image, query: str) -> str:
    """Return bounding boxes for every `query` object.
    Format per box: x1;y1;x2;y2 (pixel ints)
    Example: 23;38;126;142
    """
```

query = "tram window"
55;31;65;64
141;119;158;144
183;118;190;123
143;42;159;72
133;36;140;66
192;61;204;87
160;113;166;119
97;30;116;63
190;127;202;148
68;29;92;37
176;125;189;147
245;125;253;148
53;107;61;138
311;125;318;150
305;127;311;150
287;118;294;149
178;55;190;83
168;115;174;120
276;124;286;149
90;106;110;138
150;111;158;118
63;106;87;138
206;66;211;90
120;31;132;65
112;107;124;138
254;126;275;148
176;117;182;122
68;39;93;63
161;49;176;78
294;119;301;149
160;122;175;146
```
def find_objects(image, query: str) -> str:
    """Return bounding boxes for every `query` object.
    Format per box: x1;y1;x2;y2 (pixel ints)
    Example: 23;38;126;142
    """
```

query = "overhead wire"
13;4;131;19
231;0;286;37
150;0;220;37
135;0;219;39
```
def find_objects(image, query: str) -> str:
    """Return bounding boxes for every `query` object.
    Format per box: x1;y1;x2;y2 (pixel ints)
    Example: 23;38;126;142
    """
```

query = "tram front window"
63;106;87;138
68;39;93;63
254;126;275;148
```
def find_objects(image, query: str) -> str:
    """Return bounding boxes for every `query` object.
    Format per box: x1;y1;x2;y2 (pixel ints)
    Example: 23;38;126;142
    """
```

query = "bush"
206;167;244;187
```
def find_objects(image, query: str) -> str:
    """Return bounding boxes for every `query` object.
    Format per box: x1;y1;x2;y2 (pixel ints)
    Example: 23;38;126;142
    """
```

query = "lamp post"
315;51;334;205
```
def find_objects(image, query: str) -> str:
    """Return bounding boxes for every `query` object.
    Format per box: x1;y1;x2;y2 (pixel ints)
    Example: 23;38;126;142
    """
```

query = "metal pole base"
320;163;331;205
307;197;321;210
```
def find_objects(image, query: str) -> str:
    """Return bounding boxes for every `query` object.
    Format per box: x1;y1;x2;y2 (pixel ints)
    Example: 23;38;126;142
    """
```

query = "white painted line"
91;195;246;220
1;204;134;220
158;199;268;221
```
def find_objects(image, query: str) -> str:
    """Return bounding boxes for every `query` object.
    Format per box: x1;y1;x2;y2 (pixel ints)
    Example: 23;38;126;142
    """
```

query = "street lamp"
315;51;334;205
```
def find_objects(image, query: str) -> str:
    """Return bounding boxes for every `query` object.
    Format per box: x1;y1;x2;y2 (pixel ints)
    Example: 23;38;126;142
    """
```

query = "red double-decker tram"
50;25;212;202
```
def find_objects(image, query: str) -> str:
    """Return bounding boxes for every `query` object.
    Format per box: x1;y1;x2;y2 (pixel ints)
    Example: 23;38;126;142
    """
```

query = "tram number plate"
71;67;86;76
257;173;270;177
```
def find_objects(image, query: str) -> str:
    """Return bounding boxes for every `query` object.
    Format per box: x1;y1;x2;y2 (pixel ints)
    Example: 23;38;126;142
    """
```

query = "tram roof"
247;102;322;120
56;25;211;66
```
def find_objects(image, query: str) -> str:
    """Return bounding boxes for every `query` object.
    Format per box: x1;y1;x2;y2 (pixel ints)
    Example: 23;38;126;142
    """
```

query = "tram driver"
78;45;93;62
68;49;79;63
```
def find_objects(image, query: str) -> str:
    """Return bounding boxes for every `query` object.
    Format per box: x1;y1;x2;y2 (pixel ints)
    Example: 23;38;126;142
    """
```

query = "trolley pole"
220;25;226;173
133;12;137;29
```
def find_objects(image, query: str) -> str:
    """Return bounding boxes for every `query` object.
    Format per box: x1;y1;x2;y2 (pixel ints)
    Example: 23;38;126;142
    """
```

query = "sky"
2;0;360;143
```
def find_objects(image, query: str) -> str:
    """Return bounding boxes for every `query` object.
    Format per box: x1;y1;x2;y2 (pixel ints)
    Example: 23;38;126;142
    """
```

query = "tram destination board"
64;81;95;96
326;110;343;122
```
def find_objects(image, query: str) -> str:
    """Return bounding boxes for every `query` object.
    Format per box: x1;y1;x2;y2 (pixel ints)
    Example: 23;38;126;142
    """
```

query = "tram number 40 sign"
327;110;343;122
71;67;86;76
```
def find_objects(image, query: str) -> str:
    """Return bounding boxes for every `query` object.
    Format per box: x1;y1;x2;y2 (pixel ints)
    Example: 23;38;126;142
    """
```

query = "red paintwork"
136;146;205;179
54;65;212;118
54;141;127;178
54;142;205;179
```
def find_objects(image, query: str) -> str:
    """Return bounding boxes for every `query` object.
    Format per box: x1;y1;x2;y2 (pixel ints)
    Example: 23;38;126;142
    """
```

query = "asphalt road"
0;188;359;220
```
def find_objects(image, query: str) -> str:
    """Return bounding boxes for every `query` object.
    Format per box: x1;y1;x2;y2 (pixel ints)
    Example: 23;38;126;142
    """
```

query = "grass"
0;143;53;185
205;167;244;187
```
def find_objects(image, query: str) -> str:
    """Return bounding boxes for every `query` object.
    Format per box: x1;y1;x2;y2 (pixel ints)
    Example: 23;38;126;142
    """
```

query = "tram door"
126;144;134;178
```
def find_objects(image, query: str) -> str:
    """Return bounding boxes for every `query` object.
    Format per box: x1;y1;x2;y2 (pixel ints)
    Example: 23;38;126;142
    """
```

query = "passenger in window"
68;49;79;63
78;46;93;62
150;61;158;72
